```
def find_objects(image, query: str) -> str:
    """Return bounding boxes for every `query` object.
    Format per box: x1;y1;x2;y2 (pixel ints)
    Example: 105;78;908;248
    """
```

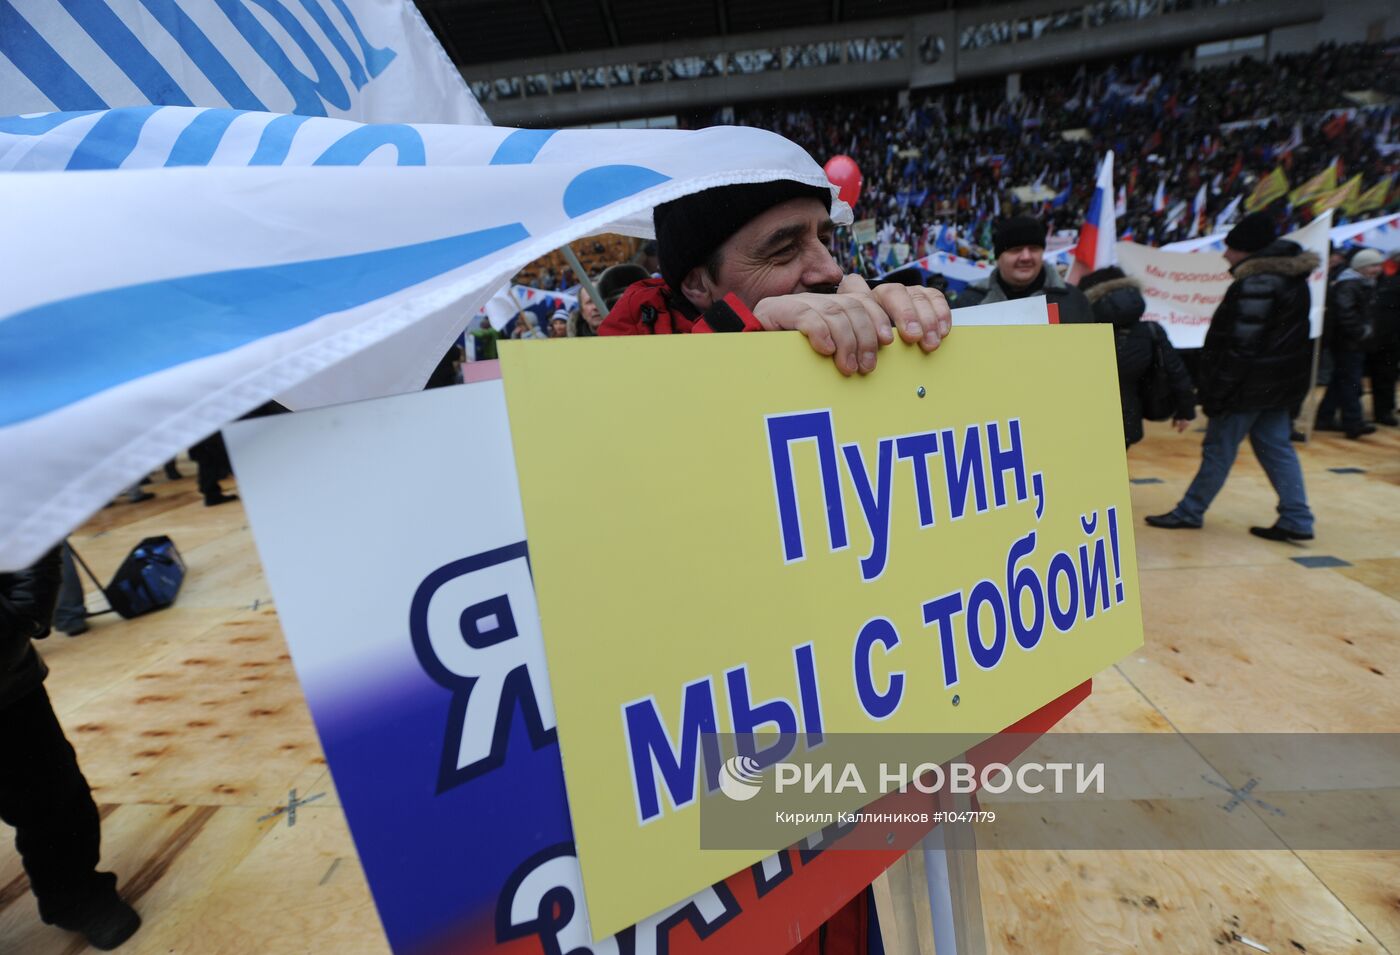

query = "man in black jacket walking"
1;548;141;949
1146;212;1319;542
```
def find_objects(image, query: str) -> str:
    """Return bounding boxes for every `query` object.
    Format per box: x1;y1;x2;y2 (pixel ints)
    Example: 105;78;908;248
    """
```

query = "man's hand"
1172;418;1191;433
863;275;951;353
751;274;952;376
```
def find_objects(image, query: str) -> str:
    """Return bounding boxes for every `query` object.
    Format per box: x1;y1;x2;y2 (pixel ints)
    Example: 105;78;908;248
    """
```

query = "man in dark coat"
1317;247;1383;438
1079;267;1196;447
1146;212;1318;542
1370;252;1400;426
952;216;1093;324
1;548;141;949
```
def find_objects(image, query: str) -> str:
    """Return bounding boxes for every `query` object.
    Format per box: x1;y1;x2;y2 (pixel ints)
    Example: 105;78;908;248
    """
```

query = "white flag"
1214;194;1243;231
0;0;485;125
0;109;848;570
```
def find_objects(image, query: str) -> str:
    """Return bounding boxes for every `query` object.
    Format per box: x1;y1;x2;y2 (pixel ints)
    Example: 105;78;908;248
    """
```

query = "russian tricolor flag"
1071;151;1117;280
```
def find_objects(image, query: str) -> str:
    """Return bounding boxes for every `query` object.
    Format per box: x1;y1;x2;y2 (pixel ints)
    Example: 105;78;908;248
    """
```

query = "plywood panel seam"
1280;849;1394;954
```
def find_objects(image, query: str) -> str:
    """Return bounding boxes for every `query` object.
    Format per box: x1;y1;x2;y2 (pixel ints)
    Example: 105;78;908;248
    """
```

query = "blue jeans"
1172;408;1314;534
1316;349;1365;431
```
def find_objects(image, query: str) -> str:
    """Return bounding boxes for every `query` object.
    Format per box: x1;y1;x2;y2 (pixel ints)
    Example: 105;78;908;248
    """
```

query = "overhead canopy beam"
539;0;568;54
597;0;621;47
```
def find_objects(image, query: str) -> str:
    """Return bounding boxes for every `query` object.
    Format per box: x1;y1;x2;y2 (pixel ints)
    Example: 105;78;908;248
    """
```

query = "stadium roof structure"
415;0;964;66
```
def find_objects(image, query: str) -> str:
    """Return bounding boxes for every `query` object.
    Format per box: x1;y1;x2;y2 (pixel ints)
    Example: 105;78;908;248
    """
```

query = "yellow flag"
1288;164;1337;206
1312;174;1362;215
1245;167;1289;212
1345;176;1393;216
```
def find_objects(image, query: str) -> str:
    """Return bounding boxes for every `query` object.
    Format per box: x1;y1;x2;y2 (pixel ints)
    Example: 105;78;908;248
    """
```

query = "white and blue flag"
0;109;849;570
0;0;486;124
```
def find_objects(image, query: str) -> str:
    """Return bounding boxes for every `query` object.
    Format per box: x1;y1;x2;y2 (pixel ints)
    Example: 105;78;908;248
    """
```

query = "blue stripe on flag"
326;0;396;78
1085;187;1104;224
249;113;311;165
314;124;425;165
65;105;160;169
165;108;244;166
562;165;670;218
295;0;369;89
0;222;529;427
0;1;108;110
134;0;267;111
489;129;557;165
61;0;194;106
211;0;350;114
0;111;100;135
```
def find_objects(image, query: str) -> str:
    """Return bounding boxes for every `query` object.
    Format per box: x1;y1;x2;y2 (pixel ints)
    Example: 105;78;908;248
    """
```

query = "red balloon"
823;155;863;208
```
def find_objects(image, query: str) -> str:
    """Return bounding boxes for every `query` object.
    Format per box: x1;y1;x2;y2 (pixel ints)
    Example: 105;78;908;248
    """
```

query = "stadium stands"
718;42;1397;271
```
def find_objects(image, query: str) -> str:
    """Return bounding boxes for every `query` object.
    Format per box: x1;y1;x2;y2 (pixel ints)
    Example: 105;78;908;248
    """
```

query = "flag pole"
559;244;610;321
505;285;531;336
1301;330;1324;443
1300;209;1334;441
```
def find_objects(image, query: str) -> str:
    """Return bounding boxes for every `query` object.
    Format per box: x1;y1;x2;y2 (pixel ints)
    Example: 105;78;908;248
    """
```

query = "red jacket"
598;274;874;955
598;277;764;336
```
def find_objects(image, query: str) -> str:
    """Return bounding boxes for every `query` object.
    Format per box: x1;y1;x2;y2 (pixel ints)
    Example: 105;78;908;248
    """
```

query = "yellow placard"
500;326;1144;939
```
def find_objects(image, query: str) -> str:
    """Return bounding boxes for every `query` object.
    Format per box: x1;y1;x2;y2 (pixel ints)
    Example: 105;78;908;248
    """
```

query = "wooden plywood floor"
1;403;1397;955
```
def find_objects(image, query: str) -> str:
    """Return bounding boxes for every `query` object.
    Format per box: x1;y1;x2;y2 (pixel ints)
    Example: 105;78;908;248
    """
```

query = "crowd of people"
9;28;1400;950
494;42;1400;463
717;41;1398;273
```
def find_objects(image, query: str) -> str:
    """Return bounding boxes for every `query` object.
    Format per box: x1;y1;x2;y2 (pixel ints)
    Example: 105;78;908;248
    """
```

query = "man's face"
1224;248;1249;267
996;245;1044;289
580;293;602;330
1359;263;1383;280
680;197;843;311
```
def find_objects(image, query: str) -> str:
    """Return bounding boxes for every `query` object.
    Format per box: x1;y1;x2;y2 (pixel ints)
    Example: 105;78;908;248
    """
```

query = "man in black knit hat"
596;176;950;955
952;215;1092;324
1146;211;1318;542
599;179;951;375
